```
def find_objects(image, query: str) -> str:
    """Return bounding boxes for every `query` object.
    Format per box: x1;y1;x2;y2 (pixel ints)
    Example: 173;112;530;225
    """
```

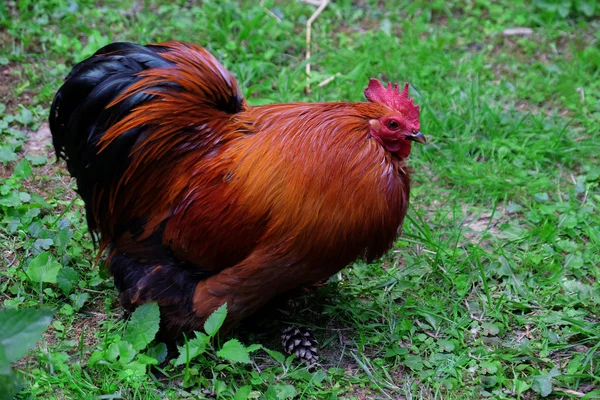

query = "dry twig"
553;388;585;398
304;0;329;92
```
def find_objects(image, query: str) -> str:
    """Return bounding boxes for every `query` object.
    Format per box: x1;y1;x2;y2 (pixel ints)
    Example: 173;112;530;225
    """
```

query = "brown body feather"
50;41;417;336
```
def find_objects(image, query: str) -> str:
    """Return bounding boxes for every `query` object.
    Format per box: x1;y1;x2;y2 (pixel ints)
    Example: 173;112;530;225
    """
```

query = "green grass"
1;0;599;398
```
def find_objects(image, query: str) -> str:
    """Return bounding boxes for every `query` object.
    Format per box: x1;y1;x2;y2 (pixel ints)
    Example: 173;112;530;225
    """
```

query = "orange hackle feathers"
49;41;422;338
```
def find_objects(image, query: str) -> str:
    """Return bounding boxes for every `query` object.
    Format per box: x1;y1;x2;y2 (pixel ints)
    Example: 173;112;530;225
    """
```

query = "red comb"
364;78;420;126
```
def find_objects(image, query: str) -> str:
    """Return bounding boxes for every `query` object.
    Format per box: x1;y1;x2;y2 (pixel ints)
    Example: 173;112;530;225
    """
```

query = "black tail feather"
49;42;173;233
49;41;246;339
110;253;210;338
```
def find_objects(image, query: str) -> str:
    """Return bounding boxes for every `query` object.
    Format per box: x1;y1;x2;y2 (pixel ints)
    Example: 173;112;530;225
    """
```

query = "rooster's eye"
386;120;400;130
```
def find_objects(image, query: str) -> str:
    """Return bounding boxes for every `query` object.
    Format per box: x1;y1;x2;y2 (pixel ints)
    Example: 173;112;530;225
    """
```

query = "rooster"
50;41;425;349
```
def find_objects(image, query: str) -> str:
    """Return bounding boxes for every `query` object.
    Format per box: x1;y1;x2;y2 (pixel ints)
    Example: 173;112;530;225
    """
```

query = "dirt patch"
13;328;59;371
0;64;32;110
462;212;502;244
70;310;110;351
13;302;111;373
1;122;78;212
0;161;11;179
21;123;77;204
460;206;518;248
24;122;53;156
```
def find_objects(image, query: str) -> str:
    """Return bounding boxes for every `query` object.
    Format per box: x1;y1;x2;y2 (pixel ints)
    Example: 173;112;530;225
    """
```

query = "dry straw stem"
302;0;329;92
260;0;282;22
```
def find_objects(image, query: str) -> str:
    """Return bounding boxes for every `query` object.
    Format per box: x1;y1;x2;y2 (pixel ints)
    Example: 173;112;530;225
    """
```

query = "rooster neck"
232;102;387;158
232;101;403;177
239;102;383;133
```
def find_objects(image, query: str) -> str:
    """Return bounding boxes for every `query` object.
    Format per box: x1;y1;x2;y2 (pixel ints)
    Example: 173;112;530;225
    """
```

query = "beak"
407;131;426;144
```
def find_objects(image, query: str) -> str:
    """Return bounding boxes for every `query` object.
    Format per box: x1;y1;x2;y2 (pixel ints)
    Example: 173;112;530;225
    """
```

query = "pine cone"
281;326;319;364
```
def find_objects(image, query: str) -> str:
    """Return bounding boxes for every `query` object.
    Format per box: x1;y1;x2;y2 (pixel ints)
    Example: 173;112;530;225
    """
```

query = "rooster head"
364;78;425;159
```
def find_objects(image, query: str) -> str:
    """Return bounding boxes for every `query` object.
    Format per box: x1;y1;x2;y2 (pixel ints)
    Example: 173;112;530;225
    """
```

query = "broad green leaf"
385;346;408;358
69;292;89;311
577;1;595;16
57;267;79;295
534;192;549;203
25;155;48;166
0;308;53;364
123;302;160;351
556;239;578;253
136;354;158;365
0;191;20;208
174;332;209;365
147;342;168;364
12;159;32;179
0;343;10;375
106;343;119;362
5;127;25;138
0;147;17;163
204;302;227;337
234;385;253;400
15;107;32;125
33;238;53;251
59;304;73;316
26;252;62;283
246;344;262;352
54;227;74;253
480;361;498;374
506;202;523;213
18;192;30;202
117;361;146;379
423;313;440;330
514;379;531;395
531;375;553;397
264;348;286;364
438;339;455;352
214;379;228;396
379;18;392;35
404;355;424;371
482;322;500;336
0;371;22;400
587;167;600;182
265;384;297;400
118;341;136;364
88;350;105;365
217;339;251;364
